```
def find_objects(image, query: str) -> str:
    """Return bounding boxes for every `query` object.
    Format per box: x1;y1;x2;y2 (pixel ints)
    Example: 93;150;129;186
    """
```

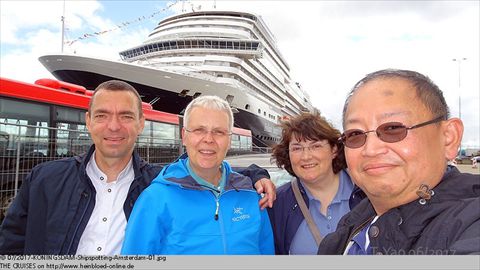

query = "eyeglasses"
289;141;329;154
340;115;446;149
185;127;232;138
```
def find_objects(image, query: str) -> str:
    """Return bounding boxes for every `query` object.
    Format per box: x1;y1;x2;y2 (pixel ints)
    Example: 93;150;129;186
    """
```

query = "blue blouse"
289;170;354;254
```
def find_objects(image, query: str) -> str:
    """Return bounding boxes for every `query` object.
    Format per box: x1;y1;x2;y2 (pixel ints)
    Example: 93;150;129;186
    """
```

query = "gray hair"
183;95;234;131
342;69;450;128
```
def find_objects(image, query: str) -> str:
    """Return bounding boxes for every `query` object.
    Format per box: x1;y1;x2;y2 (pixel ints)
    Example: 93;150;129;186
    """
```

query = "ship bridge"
119;38;264;62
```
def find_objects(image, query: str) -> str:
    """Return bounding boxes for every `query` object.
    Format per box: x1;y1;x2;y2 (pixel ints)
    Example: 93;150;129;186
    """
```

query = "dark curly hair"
271;111;347;177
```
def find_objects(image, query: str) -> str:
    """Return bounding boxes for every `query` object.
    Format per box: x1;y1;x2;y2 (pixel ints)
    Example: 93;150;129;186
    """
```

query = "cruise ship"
39;11;314;147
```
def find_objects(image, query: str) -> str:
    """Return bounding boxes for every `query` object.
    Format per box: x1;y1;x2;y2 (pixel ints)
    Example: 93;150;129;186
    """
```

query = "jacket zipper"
343;216;375;254
66;190;92;254
214;198;220;221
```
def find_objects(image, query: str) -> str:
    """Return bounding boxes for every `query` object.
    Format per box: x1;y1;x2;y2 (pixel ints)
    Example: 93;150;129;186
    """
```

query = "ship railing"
252;145;272;154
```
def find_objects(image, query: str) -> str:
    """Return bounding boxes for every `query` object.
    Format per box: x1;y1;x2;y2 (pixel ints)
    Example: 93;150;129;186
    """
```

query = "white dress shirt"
76;152;135;255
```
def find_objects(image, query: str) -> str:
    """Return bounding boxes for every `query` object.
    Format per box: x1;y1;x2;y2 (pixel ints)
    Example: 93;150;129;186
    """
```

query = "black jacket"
318;167;480;255
0;145;270;254
267;178;310;254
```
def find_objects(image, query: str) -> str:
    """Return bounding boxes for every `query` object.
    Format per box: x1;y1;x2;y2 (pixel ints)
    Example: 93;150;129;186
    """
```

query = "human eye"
212;129;227;137
120;114;135;121
289;146;302;153
192;127;207;135
382;122;405;134
94;114;107;121
345;129;364;139
311;143;325;150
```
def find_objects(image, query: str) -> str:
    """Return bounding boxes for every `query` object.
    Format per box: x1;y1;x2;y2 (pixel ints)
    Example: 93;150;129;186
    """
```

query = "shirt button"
369;225;380;238
100;177;104;181
107;188;112;193
327;216;332;220
97;247;102;251
102;217;107;222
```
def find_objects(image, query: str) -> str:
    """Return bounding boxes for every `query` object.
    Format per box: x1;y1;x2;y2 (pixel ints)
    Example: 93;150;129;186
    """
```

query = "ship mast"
61;0;65;53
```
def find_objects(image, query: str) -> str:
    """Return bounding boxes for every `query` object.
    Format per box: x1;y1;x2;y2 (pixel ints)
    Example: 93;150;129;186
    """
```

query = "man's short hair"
89;80;143;118
342;69;450;127
183;95;234;132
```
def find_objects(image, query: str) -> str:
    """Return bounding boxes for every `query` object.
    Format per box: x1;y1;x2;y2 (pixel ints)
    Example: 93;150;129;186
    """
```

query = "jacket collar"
158;157;254;192
345;166;479;234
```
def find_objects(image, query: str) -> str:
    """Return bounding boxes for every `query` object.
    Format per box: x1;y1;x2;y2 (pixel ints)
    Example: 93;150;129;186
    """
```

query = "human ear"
443;118;464;160
181;128;186;146
331;144;338;159
85;112;91;131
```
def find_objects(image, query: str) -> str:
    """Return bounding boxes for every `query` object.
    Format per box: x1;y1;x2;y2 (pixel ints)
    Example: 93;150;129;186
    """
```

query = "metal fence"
0;122;184;220
0;122;260;220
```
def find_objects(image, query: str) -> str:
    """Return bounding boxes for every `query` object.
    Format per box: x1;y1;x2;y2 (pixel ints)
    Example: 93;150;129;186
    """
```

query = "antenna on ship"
61;0;66;53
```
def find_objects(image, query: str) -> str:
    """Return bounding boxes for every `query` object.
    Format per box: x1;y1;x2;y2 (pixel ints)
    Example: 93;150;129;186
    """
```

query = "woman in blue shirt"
268;111;354;254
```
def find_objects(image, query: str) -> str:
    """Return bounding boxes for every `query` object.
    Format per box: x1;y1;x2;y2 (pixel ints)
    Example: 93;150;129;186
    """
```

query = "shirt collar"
300;169;353;204
87;150;133;183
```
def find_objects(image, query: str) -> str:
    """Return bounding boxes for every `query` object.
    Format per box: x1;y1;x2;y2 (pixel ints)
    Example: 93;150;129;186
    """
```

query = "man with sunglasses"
318;69;479;255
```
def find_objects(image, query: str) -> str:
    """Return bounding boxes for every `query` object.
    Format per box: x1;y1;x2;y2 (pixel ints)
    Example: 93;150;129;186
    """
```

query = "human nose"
360;130;387;156
299;146;313;158
107;116;121;131
202;130;215;142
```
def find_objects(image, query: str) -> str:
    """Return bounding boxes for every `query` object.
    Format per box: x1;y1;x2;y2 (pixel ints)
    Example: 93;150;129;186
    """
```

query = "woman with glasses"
121;95;274;255
268;111;355;254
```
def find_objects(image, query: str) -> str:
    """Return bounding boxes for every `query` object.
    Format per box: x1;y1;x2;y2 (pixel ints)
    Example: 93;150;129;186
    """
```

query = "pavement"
226;153;480;175
226;153;278;169
456;164;480;175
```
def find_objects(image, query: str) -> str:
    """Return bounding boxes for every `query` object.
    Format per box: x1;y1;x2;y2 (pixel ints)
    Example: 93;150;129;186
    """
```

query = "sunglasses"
340;115;446;149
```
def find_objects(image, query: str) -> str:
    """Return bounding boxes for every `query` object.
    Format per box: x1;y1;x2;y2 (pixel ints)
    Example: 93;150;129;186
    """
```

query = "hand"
254;178;276;209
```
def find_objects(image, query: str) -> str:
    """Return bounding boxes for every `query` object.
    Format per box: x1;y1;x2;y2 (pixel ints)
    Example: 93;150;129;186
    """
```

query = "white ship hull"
39;54;282;146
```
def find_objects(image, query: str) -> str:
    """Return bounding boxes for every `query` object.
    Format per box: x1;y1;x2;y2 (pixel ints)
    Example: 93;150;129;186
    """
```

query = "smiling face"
343;77;451;213
289;136;337;185
86;89;145;165
182;106;231;180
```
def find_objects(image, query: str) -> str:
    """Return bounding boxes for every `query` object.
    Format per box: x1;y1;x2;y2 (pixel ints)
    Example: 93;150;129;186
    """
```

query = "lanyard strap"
291;178;323;246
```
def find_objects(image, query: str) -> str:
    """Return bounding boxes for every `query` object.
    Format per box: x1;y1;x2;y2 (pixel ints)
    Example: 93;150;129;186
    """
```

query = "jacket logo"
233;207;243;214
232;207;250;222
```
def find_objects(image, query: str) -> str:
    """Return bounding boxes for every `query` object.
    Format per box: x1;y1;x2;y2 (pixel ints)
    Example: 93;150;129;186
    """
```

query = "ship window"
245;104;250;110
178;40;184;49
258;109;261;114
220;41;226;49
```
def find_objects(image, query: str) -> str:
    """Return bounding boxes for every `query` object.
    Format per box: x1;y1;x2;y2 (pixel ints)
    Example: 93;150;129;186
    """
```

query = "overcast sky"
1;0;479;148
